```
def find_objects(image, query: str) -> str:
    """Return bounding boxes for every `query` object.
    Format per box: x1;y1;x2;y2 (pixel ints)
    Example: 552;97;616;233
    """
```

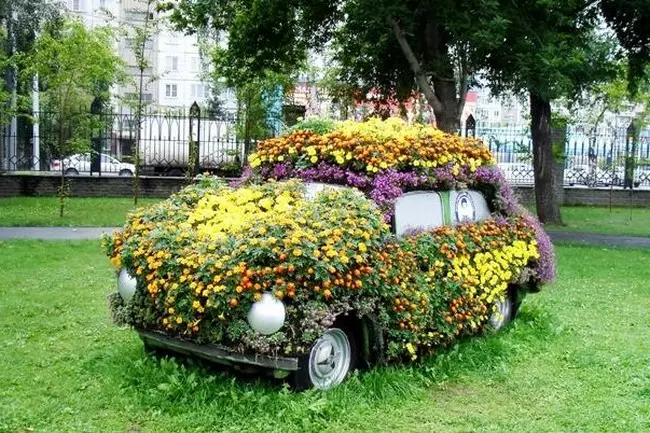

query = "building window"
191;84;206;99
166;56;179;72
165;84;178;98
100;0;106;7
72;0;81;11
190;57;201;72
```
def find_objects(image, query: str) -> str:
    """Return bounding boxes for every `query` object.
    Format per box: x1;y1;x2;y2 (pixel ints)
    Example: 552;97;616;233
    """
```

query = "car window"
304;182;345;200
450;190;491;224
394;192;444;236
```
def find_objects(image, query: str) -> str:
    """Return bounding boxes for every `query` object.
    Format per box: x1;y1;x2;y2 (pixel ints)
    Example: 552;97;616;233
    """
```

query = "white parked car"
50;153;135;176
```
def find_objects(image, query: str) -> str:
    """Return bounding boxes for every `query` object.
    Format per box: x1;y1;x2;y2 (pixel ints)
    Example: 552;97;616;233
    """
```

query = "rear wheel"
119;169;133;176
291;326;359;391
64;168;79;176
488;296;513;331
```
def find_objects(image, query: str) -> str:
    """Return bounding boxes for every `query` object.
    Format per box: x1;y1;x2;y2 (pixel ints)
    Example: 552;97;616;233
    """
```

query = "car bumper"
136;329;299;371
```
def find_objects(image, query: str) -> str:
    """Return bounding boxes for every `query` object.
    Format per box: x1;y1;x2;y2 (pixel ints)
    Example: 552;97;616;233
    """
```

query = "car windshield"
303;182;346;200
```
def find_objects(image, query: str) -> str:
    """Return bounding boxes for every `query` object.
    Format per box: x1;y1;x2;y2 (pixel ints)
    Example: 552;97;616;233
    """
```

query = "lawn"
0;197;160;227
1;241;649;432
546;206;650;237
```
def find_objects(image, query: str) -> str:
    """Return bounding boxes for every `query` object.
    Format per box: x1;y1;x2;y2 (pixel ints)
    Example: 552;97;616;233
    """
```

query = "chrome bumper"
136;329;299;371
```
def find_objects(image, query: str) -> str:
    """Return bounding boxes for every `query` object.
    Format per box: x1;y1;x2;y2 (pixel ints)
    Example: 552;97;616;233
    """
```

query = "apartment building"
65;0;236;111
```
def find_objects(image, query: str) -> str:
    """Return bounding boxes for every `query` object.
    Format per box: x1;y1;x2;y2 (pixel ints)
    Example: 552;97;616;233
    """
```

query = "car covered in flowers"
104;118;555;390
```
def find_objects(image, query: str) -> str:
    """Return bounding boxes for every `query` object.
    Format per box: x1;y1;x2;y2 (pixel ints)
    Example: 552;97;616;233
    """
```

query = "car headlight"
247;292;286;335
117;268;137;302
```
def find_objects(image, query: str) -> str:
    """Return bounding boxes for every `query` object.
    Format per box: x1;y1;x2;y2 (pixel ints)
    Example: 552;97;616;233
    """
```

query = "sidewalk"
1;226;649;248
545;231;650;248
0;227;119;240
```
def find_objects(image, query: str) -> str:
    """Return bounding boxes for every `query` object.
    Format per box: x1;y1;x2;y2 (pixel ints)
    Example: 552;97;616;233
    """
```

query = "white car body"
50;153;135;176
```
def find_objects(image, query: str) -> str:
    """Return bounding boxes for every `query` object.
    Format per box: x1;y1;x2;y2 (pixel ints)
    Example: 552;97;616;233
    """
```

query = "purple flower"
250;160;556;284
520;209;557;284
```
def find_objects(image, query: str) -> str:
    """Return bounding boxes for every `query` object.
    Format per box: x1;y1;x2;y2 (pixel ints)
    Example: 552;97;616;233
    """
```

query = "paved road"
0;227;118;240
1;226;649;248
545;231;650;248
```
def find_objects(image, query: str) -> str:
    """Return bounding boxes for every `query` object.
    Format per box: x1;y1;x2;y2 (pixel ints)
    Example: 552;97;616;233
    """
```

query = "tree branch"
387;16;443;113
456;46;469;114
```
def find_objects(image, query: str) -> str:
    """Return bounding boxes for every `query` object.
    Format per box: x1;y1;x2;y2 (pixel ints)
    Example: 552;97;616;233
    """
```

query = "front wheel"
291;327;358;391
119;169;133;176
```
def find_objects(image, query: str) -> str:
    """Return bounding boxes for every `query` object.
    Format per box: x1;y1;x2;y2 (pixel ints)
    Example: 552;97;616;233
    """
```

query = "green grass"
548;206;650;237
1;241;649;432
0;197;160;227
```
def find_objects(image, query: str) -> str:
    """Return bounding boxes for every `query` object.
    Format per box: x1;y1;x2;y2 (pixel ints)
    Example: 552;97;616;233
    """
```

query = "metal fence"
3;106;650;188
464;115;650;188
0;102;265;177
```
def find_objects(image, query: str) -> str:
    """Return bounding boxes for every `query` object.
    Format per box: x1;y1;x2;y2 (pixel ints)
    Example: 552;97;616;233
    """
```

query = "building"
65;0;236;111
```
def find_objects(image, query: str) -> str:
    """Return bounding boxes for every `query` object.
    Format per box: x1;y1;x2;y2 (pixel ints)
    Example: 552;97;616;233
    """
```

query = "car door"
100;154;120;174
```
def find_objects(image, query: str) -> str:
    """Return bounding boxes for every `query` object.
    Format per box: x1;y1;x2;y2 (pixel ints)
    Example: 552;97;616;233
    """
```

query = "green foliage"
287;117;335;135
21;19;125;159
17;18;125;216
484;1;618;101
167;0;510;131
600;0;650;94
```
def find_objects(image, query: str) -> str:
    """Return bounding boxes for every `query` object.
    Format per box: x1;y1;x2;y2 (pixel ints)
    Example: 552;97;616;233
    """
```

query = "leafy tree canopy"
165;0;510;132
600;0;650;94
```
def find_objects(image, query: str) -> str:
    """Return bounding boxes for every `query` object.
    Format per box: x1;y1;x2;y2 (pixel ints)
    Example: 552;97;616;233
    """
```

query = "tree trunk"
387;17;463;134
432;79;460;133
530;91;562;225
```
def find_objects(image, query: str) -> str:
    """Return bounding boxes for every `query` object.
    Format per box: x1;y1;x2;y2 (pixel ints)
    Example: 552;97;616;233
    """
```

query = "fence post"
624;121;637;190
189;102;201;178
465;114;476;138
90;97;103;176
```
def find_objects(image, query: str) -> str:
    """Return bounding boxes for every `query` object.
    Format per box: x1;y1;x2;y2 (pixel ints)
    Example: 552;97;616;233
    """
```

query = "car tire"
487;292;517;332
64;168;79;176
291;325;359;391
119;169;134;177
165;168;185;177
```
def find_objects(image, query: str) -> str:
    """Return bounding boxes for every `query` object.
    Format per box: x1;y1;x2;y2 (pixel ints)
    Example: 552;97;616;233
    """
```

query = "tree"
22;19;125;216
601;0;650;94
166;0;509;133
483;1;618;224
1;0;61;172
118;0;163;205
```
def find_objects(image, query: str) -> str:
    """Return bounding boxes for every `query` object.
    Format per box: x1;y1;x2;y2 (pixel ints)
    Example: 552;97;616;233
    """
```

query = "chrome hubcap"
308;328;351;390
489;296;512;330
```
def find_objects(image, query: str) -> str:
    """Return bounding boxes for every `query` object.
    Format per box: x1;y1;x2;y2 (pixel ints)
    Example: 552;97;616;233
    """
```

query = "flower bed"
105;118;555;361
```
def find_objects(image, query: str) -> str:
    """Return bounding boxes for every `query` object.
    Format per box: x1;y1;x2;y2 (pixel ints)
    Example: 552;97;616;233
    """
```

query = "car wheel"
487;295;514;332
119;169;133;177
165;168;185;177
292;326;358;391
64;168;79;176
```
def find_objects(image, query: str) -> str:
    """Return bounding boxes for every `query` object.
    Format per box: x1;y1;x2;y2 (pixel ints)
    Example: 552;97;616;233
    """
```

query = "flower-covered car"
104;118;555;390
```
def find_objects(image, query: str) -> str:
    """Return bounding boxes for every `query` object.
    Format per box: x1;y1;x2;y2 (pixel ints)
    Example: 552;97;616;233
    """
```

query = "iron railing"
3;107;650;188
0;103;273;177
